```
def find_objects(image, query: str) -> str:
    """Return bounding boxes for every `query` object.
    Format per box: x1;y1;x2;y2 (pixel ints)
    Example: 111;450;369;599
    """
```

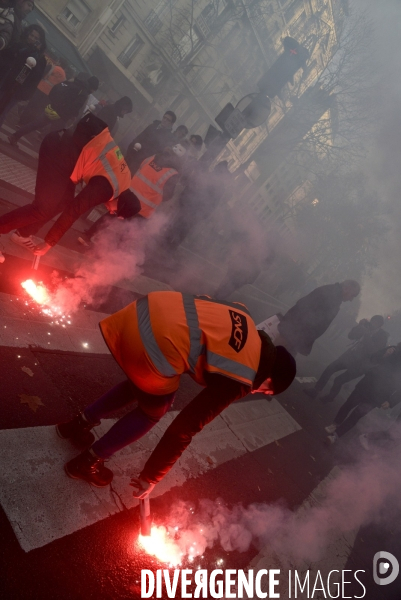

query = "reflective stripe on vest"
136;293;257;382
99;140;120;197
136;297;178;377
130;187;158;209
133;157;177;218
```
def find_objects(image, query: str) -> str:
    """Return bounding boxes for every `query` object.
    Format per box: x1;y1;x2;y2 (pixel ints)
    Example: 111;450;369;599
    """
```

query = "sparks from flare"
138;524;204;567
20;280;73;326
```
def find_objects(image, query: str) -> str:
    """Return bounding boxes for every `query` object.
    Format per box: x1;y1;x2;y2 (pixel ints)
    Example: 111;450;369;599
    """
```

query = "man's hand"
130;476;155;499
33;242;51;256
381;401;390;410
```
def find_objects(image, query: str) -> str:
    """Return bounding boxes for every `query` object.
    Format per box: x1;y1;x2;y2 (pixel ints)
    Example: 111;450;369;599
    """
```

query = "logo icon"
373;551;399;586
228;310;248;353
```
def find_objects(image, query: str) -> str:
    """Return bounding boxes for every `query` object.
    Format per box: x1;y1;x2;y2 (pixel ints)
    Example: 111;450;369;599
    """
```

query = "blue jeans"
84;380;175;459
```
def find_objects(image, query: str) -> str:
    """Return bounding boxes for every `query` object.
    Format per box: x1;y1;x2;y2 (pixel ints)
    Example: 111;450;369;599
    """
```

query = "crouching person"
57;291;296;495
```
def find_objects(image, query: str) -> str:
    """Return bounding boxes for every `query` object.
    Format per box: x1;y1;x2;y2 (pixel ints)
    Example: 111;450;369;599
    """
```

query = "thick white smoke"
153;426;401;566
48;213;169;315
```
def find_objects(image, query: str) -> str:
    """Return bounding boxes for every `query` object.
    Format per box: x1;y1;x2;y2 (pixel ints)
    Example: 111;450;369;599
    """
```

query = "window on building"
109;14;125;35
144;9;163;35
118;35;145;68
284;0;304;23
59;0;90;32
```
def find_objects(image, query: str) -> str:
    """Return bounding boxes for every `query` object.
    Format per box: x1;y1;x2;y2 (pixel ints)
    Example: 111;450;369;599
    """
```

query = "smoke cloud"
48;213;169;315
154;426;401;566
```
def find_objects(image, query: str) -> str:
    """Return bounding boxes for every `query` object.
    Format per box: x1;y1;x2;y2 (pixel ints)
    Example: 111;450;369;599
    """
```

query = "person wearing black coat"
96;96;132;135
276;280;361;356
325;344;401;443
8;73;99;144
125;110;176;174
0;23;46;126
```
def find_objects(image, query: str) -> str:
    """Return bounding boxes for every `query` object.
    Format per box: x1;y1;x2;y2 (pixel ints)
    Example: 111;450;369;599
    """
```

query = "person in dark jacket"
8;74;99;144
0;23;46;125
0;0;34;51
96;96;132;135
276;280;361;356
325;344;401;444
55;292;296;491
126;110;176;174
305;315;389;402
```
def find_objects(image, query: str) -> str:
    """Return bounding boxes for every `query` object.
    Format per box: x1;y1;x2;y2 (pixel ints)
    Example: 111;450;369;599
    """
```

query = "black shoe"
56;413;96;448
304;388;318;399
65;449;113;487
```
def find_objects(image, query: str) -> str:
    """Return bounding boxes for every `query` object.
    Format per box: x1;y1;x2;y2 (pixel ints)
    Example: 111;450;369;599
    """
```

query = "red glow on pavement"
21;279;50;305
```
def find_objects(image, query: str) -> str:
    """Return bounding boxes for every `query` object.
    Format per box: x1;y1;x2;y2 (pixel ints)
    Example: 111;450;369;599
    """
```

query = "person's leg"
0;96;19;128
10;113;51;141
315;359;347;392
333;389;362;426
336;403;373;437
321;368;362;403
90;388;175;459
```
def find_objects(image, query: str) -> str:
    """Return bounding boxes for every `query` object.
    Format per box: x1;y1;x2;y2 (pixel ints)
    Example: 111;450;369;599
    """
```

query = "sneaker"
359;434;369;451
10;231;36;251
56;413;96;448
325;424;337;434
0;250;4;264
304;388;318;399
65;449;113;487
326;433;338;445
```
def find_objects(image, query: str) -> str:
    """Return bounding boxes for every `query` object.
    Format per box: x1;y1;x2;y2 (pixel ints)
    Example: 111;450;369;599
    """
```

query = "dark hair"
88;76;99;91
370;315;384;327
117;189;141;219
175;124;188;135
114;96;133;114
21;24;46;52
270;345;296;395
189;134;203;150
164;110;177;124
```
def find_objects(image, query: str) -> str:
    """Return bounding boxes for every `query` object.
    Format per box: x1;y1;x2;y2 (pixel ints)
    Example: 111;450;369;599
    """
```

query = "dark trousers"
12;113;65;141
0;131;76;237
84;380;175;459
315;357;364;399
334;389;374;437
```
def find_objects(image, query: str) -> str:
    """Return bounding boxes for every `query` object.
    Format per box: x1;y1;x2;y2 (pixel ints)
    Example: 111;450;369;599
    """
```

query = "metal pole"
32;255;40;270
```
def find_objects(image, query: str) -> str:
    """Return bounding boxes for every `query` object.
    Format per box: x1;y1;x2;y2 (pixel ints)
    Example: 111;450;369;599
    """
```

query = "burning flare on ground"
21;279;51;305
138;525;202;567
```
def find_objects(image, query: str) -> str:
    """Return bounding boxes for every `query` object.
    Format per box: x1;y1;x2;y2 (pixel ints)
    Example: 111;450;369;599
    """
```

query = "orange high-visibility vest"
37;66;66;95
130;156;177;219
100;291;263;394
70;128;131;200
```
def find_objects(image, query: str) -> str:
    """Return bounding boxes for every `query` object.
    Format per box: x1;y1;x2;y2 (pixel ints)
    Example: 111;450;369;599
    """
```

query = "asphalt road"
0;253;400;600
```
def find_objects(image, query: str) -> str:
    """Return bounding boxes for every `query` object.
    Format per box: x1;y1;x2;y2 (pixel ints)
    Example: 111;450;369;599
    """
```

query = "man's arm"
44;176;113;247
140;374;249;484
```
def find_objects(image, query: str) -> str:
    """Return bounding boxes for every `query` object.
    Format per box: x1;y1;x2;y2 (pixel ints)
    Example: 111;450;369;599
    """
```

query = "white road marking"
0;398;301;552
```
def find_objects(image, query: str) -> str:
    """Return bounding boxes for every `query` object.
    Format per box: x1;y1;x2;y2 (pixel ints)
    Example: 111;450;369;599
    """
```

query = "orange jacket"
130;156;177;219
70;128;131;200
100;291;262;394
37;65;66;95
